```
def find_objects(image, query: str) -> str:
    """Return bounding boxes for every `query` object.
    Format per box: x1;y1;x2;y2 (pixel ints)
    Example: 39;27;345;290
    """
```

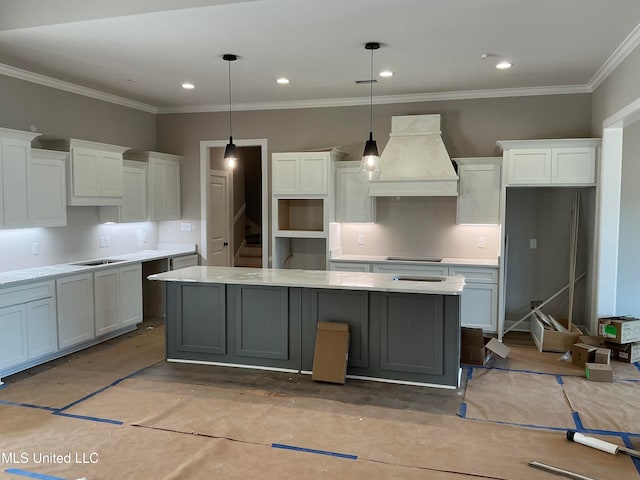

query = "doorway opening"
200;139;268;268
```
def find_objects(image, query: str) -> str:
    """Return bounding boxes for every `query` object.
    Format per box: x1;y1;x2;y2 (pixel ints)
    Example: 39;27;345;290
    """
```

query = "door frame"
200;138;269;267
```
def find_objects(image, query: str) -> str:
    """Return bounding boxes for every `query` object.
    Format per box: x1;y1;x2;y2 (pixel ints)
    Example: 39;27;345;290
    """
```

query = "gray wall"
591;45;640;317
156;94;593;259
617;120;640;315
0;75;156;149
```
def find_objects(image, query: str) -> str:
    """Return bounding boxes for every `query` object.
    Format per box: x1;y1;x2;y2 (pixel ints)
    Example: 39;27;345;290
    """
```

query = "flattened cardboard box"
585;362;613;382
598;316;640;344
461;327;509;366
312;322;350;384
605;341;640;363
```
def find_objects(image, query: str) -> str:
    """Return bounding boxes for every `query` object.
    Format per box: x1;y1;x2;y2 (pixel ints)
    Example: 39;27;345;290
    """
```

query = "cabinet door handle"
223;242;229;247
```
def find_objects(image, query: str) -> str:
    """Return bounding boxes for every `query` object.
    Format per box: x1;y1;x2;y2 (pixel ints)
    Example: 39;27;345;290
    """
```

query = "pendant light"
223;54;238;169
361;42;381;180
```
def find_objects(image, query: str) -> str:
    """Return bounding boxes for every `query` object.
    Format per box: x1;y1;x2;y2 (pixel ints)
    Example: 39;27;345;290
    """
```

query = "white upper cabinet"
499;139;600;186
0;128;39;228
29;149;67;227
126;151;181;221
455;157;501;224
67;139;129;206
273;151;341;195
99;161;147;223
335;161;376;223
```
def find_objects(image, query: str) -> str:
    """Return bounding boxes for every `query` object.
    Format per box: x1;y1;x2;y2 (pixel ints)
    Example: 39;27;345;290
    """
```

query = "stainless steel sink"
386;256;443;262
392;275;446;282
72;259;125;266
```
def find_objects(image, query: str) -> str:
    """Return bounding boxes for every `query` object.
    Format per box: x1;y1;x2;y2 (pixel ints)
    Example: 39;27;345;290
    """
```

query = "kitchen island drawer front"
174;283;226;355
0;280;54;308
448;266;498;284
373;263;449;277
379;293;444;375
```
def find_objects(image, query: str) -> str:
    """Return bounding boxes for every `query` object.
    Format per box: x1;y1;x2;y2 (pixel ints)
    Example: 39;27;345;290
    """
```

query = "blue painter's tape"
272;443;357;460
53;411;122;425
57;364;155;412
634;362;640;373
458;402;467;418
4;468;66;480
572;412;584;431
555;375;564;385
472;365;583;378
0;399;56;412
466;367;473;380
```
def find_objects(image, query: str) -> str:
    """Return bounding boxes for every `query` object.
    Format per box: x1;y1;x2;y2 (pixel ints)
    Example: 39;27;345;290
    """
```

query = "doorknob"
223;242;229;246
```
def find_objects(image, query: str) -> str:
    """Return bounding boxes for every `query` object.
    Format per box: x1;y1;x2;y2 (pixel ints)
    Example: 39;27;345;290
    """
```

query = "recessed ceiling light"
379;70;393;77
276;77;290;85
496;62;513;70
181;82;195;89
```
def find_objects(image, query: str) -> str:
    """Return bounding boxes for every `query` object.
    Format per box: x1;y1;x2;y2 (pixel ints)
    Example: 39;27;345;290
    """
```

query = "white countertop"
329;254;499;267
0;244;197;287
149;266;466;295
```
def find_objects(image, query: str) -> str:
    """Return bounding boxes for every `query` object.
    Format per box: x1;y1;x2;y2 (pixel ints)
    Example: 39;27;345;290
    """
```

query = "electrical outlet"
357;234;365;245
529;238;537;249
105;236;110;247
181;222;192;232
478;237;486;248
99;237;106;248
32;242;39;255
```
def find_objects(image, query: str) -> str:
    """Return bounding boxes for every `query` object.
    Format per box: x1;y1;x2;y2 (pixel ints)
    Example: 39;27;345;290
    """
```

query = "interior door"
208;171;230;266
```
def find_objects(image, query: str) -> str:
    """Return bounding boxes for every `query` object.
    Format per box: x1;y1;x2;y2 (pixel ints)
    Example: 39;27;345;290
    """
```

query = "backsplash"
0;208;159;272
338;196;500;259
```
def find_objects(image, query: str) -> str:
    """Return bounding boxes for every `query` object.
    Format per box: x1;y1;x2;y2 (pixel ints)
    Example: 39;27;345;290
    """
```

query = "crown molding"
157;84;591;114
588;23;640;91
0;63;158;114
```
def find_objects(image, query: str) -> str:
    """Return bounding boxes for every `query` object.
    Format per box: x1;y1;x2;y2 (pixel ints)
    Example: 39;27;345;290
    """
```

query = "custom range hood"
368;114;458;197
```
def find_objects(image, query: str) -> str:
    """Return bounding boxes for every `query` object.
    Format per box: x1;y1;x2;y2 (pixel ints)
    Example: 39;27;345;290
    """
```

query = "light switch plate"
357;234;365;245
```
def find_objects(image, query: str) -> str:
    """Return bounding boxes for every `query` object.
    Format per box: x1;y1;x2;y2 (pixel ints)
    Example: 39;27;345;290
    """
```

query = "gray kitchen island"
149;266;465;388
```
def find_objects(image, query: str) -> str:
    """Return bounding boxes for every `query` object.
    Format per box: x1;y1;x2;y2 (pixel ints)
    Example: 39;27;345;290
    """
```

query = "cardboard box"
598;316;640;344
461;327;509;366
585;362;613;382
578;335;603;348
605;341;640;363
530;315;583;353
312;322;350;384
594;348;611;365
571;343;597;368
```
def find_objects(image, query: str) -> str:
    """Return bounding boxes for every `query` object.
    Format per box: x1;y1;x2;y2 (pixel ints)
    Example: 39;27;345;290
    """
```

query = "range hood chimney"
368;114;459;197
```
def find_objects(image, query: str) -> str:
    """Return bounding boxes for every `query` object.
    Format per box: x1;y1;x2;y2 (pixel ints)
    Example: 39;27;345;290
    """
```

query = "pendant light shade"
223;54;238;169
361;42;381;180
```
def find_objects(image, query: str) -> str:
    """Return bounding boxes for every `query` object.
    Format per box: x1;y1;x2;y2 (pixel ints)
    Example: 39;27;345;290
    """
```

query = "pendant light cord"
228;59;233;138
369;46;374;133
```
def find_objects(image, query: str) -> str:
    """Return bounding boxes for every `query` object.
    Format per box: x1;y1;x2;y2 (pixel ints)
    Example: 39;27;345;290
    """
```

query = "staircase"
235;244;262;267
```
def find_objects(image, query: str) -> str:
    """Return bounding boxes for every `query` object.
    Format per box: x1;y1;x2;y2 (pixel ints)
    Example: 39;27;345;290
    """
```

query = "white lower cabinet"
329;262;372;272
0;280;57;373
119;263;143;328
0;304;28;370
372;263;449;276
95;263;143;335
57;273;95;349
449;266;498;332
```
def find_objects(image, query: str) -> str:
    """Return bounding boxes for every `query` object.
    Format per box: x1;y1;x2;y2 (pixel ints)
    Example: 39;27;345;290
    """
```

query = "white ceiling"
1;0;639;114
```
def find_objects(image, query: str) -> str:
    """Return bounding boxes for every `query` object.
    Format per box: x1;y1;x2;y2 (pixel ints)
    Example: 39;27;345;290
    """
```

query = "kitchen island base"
158;267;463;389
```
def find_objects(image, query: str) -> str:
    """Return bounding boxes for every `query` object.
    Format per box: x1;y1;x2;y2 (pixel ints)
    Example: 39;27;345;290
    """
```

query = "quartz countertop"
148;266;466;295
329;254;499;267
0;244;196;287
